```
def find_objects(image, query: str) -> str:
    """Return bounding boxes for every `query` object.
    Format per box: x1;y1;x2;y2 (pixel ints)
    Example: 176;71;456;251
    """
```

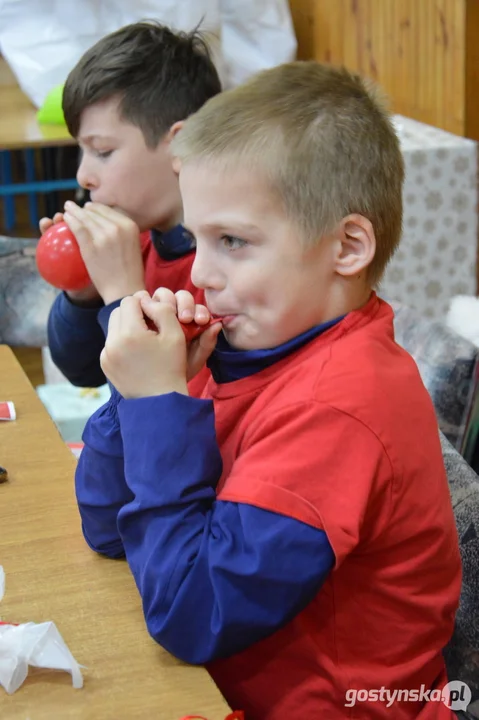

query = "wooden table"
0;84;75;151
0;345;231;720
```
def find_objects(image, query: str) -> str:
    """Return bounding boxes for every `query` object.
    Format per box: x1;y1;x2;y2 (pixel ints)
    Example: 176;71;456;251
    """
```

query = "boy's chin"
222;327;269;352
221;328;241;348
221;327;250;351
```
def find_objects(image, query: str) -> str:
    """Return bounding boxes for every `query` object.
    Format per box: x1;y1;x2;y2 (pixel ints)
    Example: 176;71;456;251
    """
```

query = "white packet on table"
0;565;83;694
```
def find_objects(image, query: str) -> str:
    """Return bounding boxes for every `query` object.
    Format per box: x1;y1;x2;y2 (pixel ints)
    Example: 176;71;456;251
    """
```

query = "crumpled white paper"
0;565;83;694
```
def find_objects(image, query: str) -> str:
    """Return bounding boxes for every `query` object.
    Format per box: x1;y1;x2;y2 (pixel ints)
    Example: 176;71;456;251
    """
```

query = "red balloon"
181;317;222;343
36;222;91;291
144;315;222;342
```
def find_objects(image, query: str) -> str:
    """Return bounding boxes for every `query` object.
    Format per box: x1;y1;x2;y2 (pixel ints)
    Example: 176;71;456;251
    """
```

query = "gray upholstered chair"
392;301;479;467
391;302;479;716
0;235;57;347
440;433;479;718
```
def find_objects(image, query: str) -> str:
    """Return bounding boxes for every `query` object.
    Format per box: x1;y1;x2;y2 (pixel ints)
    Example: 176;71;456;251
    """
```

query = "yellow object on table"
0;83;73;151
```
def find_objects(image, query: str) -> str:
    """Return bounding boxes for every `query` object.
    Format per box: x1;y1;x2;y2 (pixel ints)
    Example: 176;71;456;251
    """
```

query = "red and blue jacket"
74;282;461;719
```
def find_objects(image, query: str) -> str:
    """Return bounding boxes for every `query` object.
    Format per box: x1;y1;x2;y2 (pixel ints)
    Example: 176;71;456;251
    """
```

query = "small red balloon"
36;222;91;291
145;316;222;342
181;317;222;342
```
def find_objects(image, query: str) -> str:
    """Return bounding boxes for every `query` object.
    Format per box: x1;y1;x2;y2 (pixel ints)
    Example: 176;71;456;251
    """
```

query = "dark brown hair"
63;21;222;147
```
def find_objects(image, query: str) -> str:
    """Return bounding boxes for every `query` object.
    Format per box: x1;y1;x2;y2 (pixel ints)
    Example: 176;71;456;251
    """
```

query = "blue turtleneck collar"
207;316;344;384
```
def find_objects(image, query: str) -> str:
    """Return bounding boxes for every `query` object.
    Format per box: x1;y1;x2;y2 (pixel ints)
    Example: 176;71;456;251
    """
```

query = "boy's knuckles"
121;332;143;350
122;218;137;233
153;287;176;304
148;302;170;319
99;231;116;246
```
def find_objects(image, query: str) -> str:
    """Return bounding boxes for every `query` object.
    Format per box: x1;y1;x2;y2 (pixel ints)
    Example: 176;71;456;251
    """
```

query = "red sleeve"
217;401;393;567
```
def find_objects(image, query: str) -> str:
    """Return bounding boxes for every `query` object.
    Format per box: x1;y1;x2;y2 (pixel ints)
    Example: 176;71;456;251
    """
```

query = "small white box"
37;382;110;443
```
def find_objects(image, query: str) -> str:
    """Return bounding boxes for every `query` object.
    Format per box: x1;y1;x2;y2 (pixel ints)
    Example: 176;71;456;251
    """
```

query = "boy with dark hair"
44;21;221;386
74;62;462;719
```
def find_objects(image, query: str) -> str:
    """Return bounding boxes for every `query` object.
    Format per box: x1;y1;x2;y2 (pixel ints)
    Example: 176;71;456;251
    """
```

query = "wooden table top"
0;345;231;720
0;84;75;150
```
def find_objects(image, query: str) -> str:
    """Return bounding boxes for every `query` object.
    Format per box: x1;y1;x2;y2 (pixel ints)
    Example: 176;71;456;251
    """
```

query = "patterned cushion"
392;301;479;454
441;432;479;710
0;235;57;347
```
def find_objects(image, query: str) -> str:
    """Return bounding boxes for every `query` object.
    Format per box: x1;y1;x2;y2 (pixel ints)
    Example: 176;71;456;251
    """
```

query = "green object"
37;84;66;125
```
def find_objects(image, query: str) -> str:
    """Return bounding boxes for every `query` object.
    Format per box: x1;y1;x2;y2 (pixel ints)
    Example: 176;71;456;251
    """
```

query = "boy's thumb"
187;322;222;380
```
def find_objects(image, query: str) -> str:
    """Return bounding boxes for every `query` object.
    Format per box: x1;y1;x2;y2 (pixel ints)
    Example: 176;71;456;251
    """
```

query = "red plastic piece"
181;317;222;342
145;316;222;342
36;222;91;291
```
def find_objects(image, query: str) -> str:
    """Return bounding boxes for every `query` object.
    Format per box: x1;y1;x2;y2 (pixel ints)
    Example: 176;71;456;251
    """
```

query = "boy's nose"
76;159;99;192
191;248;224;292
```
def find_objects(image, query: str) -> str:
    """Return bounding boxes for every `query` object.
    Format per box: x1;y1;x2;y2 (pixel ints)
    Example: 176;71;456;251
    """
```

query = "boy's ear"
166;120;184;142
334;214;376;277
171;155;181;176
166;121;184;176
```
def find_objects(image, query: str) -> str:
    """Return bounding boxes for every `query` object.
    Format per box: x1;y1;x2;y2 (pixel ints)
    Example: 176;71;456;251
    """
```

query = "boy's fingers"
84;202;132;224
119;296;149;334
39;217;53;234
198;320;223;351
82;206;119;232
187;322;222;378
65;203;109;234
141;298;183;337
63;201;83;216
39;212;64;234
64;207;113;247
175;290;197;321
151;287;177;311
63;212;93;251
193;303;211;324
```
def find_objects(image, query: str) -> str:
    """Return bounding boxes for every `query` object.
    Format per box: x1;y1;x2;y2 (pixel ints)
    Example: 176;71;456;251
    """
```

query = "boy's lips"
209;306;239;327
214;314;238;328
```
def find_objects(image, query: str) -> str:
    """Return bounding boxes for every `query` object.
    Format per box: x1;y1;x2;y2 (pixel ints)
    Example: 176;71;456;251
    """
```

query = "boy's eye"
95;150;113;159
221;235;247;250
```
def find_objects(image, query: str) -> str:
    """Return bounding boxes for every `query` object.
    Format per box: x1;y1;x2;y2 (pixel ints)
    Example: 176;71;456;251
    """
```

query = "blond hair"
172;61;404;284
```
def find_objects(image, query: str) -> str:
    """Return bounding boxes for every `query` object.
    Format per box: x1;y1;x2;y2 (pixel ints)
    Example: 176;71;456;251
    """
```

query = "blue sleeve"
47;293;120;387
75;386;131;558
110;394;334;664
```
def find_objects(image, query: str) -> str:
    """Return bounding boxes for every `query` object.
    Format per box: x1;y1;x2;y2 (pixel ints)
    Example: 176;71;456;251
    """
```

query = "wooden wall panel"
289;0;315;60
289;0;479;140
465;0;479;140
311;0;466;136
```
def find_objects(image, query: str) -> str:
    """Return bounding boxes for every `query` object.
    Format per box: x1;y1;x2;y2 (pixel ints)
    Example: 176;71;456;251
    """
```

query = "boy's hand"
39;211;101;303
63;201;145;305
100;291;220;399
146;288;221;380
39;212;65;235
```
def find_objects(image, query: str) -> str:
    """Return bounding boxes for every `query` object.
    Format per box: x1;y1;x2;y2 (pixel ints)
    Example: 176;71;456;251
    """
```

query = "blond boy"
74;62;461;719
